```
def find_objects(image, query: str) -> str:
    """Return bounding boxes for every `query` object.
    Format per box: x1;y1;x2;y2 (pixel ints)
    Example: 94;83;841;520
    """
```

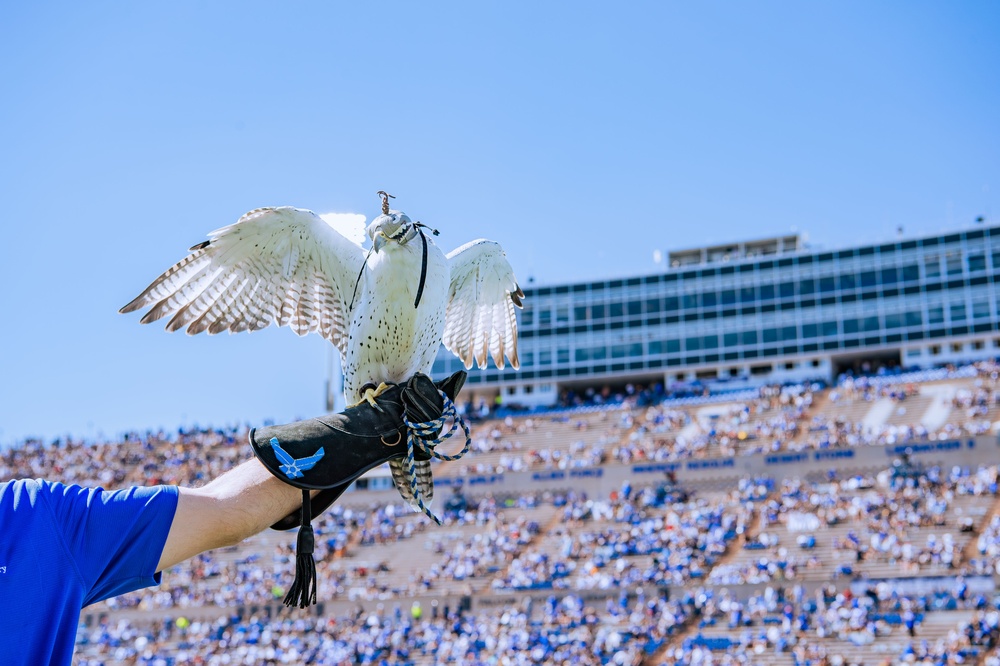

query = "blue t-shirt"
0;479;178;665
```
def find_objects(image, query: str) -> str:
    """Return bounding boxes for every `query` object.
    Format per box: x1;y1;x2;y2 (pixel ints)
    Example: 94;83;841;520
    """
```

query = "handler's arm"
156;459;309;572
154;370;465;573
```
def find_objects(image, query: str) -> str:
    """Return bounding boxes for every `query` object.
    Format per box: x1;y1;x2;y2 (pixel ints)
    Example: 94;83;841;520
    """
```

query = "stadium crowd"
660;583;1000;665
4;360;1000;663
449;360;1000;479
76;591;693;665
71;457;1000;663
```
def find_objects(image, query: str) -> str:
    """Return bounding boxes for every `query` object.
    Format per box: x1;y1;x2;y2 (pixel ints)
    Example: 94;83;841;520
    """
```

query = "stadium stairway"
648;484;781;664
963;489;1000;568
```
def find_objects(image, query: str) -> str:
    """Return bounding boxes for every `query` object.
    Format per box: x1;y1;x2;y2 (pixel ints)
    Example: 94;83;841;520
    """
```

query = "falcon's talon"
348;382;394;411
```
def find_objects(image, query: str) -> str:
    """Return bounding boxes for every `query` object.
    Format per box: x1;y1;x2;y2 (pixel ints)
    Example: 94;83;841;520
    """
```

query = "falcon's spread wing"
120;207;367;354
442;239;523;370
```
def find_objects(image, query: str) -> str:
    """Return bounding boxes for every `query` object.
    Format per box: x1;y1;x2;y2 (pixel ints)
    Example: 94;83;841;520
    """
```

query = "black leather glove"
251;370;466;529
249;370;467;608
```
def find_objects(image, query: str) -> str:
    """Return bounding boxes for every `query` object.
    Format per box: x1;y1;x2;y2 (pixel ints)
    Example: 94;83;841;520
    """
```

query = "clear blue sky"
1;2;997;445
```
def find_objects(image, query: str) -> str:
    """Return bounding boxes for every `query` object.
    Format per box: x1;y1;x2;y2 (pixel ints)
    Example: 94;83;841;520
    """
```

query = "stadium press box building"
433;224;1000;408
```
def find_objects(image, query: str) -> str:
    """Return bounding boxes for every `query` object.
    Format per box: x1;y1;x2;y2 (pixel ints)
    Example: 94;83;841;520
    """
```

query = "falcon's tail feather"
389;458;434;512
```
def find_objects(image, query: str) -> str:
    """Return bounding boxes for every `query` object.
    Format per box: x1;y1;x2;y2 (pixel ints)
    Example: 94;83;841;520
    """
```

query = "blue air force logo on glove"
271;438;325;479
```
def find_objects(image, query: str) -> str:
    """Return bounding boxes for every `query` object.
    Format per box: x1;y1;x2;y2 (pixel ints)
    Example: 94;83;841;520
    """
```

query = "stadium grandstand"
8;224;1000;665
36;360;1000;664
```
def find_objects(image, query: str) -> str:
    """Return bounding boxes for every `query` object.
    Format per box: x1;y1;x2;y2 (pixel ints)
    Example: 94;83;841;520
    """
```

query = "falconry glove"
250;370;467;608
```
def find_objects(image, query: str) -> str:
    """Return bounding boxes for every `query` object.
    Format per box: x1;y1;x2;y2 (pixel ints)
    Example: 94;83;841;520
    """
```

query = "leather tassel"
283;489;317;608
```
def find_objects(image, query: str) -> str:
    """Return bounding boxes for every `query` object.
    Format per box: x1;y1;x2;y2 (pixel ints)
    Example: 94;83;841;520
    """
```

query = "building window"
969;254;987;272
930;345;941;355
945;252;963;276
973;299;990;319
928;306;944;324
924;255;941;278
950;303;967;322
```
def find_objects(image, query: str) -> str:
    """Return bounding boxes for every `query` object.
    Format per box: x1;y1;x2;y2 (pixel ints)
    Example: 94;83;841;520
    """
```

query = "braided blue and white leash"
402;390;472;525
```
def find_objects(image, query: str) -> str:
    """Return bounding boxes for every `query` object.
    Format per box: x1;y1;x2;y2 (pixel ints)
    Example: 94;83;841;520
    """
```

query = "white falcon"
121;192;523;511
